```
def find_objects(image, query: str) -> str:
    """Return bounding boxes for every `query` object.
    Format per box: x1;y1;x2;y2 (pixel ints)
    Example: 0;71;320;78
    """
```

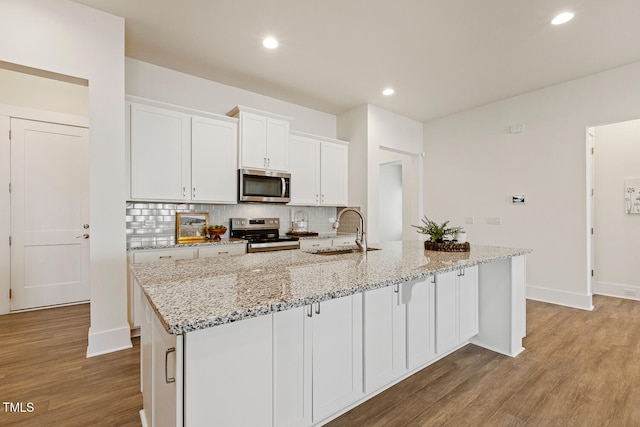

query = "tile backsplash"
126;202;353;248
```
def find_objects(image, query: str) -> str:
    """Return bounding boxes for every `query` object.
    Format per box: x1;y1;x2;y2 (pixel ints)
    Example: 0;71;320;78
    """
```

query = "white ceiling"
72;0;640;122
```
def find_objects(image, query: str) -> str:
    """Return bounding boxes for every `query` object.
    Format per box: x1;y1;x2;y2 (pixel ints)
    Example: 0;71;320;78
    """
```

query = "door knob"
75;233;90;239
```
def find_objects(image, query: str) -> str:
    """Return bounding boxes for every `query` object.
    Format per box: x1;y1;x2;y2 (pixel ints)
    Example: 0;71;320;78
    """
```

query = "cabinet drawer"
332;237;356;247
300;239;332;250
132;249;195;264
198;245;246;258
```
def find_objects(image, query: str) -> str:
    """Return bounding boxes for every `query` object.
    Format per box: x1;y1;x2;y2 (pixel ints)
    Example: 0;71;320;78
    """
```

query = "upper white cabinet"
191;116;238;203
289;131;349;206
130;103;191;201
128;99;238;203
228;106;291;172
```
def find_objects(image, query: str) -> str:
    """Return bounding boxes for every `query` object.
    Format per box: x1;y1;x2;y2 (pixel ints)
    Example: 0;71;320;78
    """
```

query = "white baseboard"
86;325;133;358
526;285;594;311
593;281;640;301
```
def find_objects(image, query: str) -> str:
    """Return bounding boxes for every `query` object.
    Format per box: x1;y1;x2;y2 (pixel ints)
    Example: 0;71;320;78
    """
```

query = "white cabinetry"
140;297;183;427
273;294;362;426
130;103;190;201
184;314;273;427
435;266;478;354
197;244;246;258
128;99;238;203
404;277;436;370
289;132;348;206
362;284;406;393
229;106;291;172
298;236;356;251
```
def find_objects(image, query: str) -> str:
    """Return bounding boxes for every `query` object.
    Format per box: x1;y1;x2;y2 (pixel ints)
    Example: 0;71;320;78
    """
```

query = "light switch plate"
485;216;503;225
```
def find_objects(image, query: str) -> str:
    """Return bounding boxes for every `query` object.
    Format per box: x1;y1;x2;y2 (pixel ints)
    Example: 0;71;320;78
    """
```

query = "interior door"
10;118;90;310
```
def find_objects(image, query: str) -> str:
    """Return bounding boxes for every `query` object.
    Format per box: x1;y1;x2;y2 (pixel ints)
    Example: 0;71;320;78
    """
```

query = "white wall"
338;104;423;243
378;162;403;241
126;58;336;137
0;68;88;116
423;60;640;310
592;119;640;299
0;0;130;356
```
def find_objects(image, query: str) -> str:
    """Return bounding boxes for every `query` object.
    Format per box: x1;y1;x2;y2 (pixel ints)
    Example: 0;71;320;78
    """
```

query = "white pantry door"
10;119;90;310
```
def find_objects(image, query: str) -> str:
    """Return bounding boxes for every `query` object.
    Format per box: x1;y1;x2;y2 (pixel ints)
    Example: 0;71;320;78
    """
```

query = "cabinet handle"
267;158;271;167
218;251;229;255
307;304;313;318
264;157;267;167
430;276;436;284
394;284;400;293
315;302;321;315
458;267;466;277
159;255;173;260
312;243;320;247
182;186;186;198
192;187;196;198
315;194;319;202
321;194;324;203
165;347;176;384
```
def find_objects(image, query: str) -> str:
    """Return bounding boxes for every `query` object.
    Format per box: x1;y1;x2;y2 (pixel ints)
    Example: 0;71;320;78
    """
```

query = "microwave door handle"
281;177;287;198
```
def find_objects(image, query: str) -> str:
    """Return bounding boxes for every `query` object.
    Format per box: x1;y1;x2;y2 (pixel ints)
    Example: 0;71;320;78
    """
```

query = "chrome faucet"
333;208;367;252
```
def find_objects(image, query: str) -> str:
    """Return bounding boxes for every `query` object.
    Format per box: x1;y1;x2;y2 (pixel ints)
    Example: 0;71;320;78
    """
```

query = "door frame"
0;103;88;315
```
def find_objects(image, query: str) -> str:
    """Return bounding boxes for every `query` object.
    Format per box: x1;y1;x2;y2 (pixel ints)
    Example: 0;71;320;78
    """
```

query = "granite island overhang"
130;241;531;427
130;241;531;338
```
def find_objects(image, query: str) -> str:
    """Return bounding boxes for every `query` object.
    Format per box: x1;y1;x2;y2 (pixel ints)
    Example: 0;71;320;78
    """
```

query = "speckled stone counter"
127;238;246;251
130;241;531;335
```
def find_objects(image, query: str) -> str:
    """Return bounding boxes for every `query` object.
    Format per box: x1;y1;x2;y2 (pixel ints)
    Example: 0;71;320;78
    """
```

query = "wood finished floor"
329;294;640;427
1;295;640;426
0;304;142;427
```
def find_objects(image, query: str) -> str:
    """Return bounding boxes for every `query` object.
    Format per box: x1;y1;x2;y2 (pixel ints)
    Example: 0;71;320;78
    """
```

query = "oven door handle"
281;177;287;198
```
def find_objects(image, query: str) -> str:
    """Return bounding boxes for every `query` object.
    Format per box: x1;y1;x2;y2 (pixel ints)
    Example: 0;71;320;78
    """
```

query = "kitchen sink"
312;247;381;256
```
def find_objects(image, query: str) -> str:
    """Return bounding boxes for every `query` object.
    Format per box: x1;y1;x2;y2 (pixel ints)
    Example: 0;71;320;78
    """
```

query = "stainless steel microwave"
238;169;291;203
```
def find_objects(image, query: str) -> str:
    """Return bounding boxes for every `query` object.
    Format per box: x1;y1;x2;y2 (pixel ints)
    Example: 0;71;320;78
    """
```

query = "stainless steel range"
230;218;300;253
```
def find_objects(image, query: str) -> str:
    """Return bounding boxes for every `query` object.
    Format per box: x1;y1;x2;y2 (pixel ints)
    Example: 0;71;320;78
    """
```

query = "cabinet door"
140;290;153;426
130;103;190;201
320;142;348;206
311;295;361;423
363;285;405;393
184;314;273;427
299;238;332;250
405;277;436;370
332;236;356;247
239;112;267;169
191;116;237;203
265;118;290;171
197;244;246;258
273;306;312;427
152;308;181;427
435;270;458;354
458;266;479;341
289;135;320;205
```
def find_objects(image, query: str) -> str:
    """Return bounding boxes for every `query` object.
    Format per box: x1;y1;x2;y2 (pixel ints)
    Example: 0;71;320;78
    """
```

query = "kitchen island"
131;241;530;427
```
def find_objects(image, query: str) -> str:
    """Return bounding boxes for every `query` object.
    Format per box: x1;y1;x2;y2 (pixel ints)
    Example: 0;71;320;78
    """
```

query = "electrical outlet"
485;217;503;225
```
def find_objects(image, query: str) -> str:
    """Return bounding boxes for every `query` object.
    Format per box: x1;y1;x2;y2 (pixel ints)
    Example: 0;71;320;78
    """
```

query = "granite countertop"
130;241;531;335
127;238;247;251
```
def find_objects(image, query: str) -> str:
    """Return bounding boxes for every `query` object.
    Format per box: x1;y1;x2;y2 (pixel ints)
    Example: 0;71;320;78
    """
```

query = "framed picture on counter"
176;212;209;243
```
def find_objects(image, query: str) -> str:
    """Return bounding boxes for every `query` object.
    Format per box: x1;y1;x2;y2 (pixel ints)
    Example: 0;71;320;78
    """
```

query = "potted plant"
207;225;227;241
412;216;469;252
412;216;462;242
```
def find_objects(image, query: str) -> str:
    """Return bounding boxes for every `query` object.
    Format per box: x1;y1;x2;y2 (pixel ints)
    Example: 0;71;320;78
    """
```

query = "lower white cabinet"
184;315;273;427
273;295;363;426
298;236;356;251
435;266;478;354
362;285;406;393
140;297;183;427
404;277;436;370
197;244;246;258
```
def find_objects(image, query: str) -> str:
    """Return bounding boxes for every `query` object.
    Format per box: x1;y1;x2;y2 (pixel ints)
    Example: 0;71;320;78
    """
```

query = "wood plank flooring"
1;295;639;426
0;304;142;427
328;295;640;426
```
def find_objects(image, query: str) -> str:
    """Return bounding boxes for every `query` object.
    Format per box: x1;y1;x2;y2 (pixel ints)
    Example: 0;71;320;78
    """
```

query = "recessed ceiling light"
262;37;279;49
382;88;395;96
551;12;574;25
